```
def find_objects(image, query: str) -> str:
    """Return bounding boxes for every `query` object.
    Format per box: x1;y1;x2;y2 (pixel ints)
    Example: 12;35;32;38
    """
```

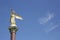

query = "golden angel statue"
10;9;23;26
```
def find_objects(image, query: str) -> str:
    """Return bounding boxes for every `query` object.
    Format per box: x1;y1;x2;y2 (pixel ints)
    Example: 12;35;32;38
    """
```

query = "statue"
10;9;23;27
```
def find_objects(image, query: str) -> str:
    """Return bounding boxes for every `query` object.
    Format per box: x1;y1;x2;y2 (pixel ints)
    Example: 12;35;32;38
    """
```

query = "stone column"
9;26;18;40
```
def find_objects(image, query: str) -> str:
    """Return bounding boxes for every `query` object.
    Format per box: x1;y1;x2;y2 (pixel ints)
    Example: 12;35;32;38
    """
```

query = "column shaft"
11;32;16;40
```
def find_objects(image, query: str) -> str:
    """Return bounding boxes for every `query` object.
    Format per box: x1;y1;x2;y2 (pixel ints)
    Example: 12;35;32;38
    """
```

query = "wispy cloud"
45;23;60;33
38;13;54;24
38;12;60;33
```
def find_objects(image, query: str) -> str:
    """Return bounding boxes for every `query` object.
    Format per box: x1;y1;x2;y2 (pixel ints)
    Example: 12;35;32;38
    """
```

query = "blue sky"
0;0;60;40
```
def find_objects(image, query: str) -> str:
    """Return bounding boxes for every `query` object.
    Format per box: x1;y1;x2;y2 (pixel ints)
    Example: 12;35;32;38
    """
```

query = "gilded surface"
10;9;23;26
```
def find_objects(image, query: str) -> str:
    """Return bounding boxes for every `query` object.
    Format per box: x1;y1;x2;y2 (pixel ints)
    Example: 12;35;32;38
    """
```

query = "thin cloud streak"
47;13;54;20
45;23;60;33
38;13;54;24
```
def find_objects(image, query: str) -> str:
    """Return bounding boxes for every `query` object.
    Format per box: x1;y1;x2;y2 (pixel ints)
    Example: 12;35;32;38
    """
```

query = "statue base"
9;26;18;33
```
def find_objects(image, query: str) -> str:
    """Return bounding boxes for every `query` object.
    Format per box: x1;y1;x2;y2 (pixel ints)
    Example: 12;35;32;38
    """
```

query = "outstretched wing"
15;14;23;20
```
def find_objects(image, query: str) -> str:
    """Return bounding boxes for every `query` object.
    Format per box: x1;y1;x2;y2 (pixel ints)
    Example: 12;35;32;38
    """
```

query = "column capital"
9;26;18;33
